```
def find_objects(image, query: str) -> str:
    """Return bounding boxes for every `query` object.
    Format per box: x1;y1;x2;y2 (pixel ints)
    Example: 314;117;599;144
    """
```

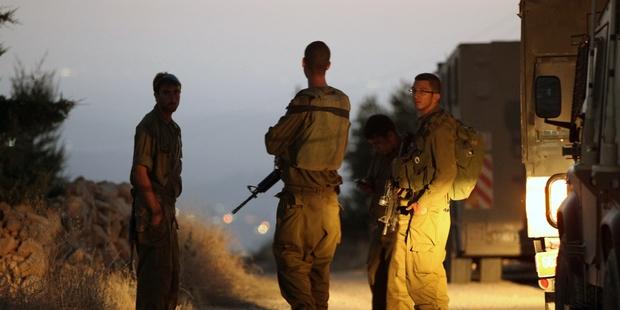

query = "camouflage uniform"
265;86;350;310
364;150;409;310
131;107;182;310
389;108;456;310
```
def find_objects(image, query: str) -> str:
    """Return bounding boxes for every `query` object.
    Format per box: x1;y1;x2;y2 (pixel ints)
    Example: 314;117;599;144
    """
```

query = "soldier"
388;73;456;309
356;114;410;310
130;72;183;310
265;41;350;310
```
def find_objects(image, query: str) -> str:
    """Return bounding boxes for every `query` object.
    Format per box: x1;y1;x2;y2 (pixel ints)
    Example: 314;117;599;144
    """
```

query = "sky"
0;0;520;252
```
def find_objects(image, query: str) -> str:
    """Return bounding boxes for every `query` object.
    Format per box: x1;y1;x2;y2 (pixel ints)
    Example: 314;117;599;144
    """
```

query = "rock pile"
0;177;133;292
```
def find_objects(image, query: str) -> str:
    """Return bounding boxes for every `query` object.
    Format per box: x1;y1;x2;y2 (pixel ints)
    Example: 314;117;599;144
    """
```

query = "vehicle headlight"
545;173;568;228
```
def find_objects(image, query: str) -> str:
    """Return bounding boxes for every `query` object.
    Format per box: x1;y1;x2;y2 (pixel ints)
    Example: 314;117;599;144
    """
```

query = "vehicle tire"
479;258;502;282
603;250;620;310
555;248;572;309
448;256;472;283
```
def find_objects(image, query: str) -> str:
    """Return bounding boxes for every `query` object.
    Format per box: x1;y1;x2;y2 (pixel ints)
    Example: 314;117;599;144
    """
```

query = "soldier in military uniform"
356;114;410;310
388;73;456;310
130;72;183;310
265;41;350;310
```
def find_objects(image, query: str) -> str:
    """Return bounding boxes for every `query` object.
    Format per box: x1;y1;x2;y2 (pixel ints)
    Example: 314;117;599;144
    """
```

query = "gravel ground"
224;269;546;310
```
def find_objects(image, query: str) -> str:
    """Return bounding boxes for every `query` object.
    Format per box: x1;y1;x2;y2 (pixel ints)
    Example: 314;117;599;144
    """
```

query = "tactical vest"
285;87;350;171
395;111;453;195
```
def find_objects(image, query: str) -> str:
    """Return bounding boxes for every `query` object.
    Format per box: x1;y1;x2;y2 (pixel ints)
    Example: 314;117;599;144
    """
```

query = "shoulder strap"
286;105;349;119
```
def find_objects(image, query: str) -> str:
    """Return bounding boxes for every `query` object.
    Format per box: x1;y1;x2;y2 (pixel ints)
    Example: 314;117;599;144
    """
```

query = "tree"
0;8;17;58
0;9;76;203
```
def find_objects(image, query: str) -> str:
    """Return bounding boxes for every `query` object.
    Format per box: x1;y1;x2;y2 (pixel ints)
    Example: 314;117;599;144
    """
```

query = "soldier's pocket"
409;242;438;274
138;219;169;247
274;191;303;246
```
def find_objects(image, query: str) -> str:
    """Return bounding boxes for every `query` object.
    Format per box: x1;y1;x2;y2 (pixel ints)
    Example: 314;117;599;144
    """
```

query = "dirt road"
220;270;545;310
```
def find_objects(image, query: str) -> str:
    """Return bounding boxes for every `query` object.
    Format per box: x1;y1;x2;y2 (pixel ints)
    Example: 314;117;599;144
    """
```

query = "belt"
283;184;340;194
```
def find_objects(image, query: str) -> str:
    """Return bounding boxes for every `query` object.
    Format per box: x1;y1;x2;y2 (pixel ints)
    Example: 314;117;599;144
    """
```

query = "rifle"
232;169;281;214
377;179;412;235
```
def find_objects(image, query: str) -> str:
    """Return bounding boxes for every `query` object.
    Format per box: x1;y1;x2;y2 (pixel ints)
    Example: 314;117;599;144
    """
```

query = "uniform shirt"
265;86;347;188
131;107;182;197
400;107;457;207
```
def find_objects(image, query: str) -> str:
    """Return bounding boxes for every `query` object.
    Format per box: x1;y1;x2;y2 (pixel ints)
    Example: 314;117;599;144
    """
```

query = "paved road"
223;270;546;310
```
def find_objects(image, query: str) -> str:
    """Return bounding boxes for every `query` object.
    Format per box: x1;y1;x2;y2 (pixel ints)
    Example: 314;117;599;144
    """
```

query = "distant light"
7;138;16;147
59;67;73;78
222;213;234;224
257;221;270;234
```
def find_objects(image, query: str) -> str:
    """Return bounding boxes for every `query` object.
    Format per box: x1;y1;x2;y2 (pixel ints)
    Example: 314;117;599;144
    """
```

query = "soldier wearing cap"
130;72;183;310
265;41;350;310
387;73;456;309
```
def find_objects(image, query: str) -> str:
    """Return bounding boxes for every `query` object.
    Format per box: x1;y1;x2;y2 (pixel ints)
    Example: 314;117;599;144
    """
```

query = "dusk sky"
0;0;520;251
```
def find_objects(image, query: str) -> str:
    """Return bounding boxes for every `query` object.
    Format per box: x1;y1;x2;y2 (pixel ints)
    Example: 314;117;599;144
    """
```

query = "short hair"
414;73;441;92
364;114;397;139
304;41;331;72
153;72;181;94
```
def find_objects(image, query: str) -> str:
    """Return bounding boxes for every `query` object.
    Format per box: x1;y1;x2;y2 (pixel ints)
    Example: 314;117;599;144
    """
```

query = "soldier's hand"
355;179;373;194
151;206;164;226
406;202;427;215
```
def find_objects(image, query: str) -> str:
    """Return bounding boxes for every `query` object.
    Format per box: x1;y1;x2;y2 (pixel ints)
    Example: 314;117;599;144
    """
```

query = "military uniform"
131;107;182;310
389;108;456;310
364;150;409;310
265;86;350;310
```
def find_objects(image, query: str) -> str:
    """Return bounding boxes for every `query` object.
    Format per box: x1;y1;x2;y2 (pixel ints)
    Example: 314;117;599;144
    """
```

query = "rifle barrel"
232;192;258;214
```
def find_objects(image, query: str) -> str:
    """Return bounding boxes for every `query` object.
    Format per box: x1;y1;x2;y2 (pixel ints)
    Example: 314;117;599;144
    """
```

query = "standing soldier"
130;72;183;310
265;41;350;310
389;73;456;309
356;114;411;309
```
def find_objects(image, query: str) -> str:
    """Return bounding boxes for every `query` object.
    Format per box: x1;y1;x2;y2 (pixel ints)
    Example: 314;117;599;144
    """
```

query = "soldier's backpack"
449;119;486;201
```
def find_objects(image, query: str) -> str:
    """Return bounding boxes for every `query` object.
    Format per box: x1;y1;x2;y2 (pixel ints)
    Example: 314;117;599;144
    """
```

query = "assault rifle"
232;169;281;214
377;179;412;235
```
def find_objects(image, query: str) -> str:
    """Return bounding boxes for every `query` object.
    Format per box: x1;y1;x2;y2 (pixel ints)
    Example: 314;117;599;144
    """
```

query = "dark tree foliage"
340;82;419;240
0;8;17;58
0;20;76;203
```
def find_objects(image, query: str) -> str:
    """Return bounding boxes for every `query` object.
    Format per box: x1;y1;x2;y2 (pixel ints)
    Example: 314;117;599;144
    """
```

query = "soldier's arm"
132;126;163;225
133;165;163;225
265;106;306;156
416;124;457;208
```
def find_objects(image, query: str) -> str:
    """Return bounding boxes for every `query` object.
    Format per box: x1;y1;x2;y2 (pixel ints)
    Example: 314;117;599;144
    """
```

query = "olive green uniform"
389;108;456;310
265;86;350;310
364;150;409;310
131;107;182;310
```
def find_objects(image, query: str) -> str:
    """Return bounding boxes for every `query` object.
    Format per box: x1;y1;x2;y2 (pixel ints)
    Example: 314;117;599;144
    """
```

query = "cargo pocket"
274;191;303;248
409;242;437;274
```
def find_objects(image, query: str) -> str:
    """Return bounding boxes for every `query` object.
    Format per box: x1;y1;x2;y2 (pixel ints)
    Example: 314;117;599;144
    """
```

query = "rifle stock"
232;169;281;214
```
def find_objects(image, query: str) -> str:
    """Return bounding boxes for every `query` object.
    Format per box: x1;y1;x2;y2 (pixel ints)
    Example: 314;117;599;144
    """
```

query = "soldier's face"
155;84;181;114
367;131;399;155
411;80;440;116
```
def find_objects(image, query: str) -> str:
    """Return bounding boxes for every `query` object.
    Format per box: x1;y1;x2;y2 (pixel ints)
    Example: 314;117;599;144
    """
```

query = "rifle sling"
287;105;349;119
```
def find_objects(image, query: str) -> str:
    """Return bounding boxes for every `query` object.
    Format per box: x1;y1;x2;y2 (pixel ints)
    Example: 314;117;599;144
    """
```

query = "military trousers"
367;224;401;310
135;196;180;310
273;188;341;310
387;202;450;310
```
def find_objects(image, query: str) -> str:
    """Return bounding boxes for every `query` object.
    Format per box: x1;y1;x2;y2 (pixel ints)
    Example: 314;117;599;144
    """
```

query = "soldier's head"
303;41;331;78
411;73;441;117
364;114;400;155
153;72;182;115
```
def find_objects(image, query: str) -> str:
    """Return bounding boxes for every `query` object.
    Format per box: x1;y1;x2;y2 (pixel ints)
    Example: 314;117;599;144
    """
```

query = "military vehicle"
437;41;530;283
520;0;620;308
